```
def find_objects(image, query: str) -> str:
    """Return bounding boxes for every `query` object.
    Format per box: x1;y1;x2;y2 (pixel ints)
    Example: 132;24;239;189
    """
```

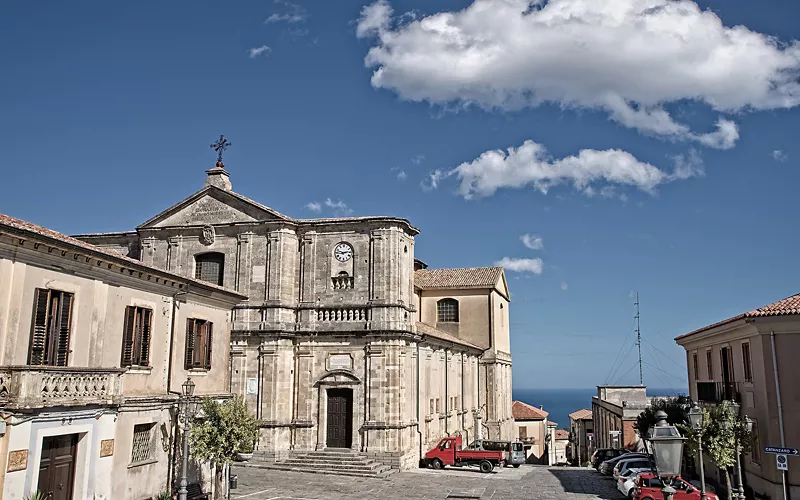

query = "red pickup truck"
424;435;505;473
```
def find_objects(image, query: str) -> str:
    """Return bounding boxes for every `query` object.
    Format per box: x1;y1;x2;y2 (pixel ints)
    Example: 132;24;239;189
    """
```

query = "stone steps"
243;449;397;479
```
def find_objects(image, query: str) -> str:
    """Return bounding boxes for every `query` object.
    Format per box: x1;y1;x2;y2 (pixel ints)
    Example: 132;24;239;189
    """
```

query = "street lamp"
688;405;708;500
648;410;687;500
727;401;753;500
178;377;196;500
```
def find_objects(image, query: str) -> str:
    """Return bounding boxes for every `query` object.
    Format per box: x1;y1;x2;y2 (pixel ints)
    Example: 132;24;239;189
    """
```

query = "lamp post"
647;410;687;500
728;402;753;500
178;377;196;500
688;405;707;500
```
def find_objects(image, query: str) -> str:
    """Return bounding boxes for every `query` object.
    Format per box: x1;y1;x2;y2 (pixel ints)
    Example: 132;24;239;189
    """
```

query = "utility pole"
635;293;643;386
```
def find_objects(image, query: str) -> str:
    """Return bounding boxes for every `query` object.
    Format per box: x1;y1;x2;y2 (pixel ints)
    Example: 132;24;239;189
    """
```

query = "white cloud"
773;150;789;162
305;201;322;212
449;139;699;200
391;167;408;180
495;257;544;274
248;45;271;58
560;282;568;291
356;0;800;148
520;233;544;250
421;169;445;191
671;149;705;180
412;154;425;165
266;0;307;24
324;198;354;216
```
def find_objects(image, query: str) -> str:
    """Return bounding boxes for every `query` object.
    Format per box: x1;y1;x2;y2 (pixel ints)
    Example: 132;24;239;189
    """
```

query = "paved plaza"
230;465;626;500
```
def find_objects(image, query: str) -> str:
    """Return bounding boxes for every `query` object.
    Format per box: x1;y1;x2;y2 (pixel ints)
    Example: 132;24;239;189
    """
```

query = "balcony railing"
696;381;740;404
0;366;124;409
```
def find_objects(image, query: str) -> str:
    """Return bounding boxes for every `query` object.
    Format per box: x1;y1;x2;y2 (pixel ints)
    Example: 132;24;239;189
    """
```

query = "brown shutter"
204;322;213;369
29;289;51;365
55;293;73;366
121;306;136;366
185;319;195;369
140;309;152;366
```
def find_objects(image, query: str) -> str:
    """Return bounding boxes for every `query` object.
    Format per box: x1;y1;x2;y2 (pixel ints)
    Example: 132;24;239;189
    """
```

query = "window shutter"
140;309;152;366
29;289;51;365
55;293;73;366
204;322;213;369
121;306;136;366
185;319;195;369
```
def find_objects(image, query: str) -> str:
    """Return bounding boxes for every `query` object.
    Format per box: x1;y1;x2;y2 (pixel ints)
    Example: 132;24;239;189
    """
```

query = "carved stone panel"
100;439;114;457
7;450;27;472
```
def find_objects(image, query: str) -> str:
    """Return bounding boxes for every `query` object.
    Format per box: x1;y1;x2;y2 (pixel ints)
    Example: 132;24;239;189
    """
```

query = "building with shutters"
568;408;594;466
512;401;549;462
73;161;515;471
0;214;245;500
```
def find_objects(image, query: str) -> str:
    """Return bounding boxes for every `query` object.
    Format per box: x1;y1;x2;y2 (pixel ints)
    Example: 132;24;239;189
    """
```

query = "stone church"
76;158;514;470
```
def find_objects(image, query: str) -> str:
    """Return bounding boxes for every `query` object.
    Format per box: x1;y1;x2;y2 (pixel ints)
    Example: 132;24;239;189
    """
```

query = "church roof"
0;213;246;300
512;400;549;420
414;267;504;290
569;408;593;421
415;321;483;351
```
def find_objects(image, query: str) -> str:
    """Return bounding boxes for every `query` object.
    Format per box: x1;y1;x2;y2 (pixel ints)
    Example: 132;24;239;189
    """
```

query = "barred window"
121;306;152;367
195;253;224;286
130;423;156;465
437;298;459;323
29;288;73;367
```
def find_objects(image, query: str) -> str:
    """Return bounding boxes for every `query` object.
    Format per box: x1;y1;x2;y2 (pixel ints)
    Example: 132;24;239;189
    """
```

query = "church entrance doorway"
326;388;353;449
38;433;78;500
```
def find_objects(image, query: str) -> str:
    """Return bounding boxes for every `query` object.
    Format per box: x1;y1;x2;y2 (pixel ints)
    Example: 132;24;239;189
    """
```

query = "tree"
634;395;692;437
189;395;259;499
680;401;752;500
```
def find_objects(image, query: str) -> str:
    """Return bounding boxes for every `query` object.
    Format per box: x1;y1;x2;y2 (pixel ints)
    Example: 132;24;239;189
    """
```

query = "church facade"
76;163;513;470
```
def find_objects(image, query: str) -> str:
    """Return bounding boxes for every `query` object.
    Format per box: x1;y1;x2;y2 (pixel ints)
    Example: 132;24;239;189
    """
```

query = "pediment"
314;370;361;386
138;186;292;228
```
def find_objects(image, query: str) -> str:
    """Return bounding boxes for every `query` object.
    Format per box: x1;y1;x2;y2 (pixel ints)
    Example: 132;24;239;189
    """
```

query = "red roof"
569;409;593;421
676;292;800;340
554;429;570;440
415;267;503;289
512;401;548;420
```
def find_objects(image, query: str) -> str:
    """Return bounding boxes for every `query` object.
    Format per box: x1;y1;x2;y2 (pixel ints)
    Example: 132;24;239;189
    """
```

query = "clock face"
334;243;353;262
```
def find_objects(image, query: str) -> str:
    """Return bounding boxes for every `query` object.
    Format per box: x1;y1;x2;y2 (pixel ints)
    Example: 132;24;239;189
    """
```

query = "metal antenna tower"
635;292;643;385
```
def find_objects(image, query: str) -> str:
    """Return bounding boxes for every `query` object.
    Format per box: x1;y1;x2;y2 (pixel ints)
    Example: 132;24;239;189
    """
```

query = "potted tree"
235;438;255;462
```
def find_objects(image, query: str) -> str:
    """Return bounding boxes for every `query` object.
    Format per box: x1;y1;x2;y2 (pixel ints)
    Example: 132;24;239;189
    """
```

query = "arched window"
437;298;459;323
195;252;224;286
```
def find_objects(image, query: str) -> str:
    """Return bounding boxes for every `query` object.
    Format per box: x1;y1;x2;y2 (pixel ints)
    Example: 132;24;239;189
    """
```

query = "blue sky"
2;0;799;389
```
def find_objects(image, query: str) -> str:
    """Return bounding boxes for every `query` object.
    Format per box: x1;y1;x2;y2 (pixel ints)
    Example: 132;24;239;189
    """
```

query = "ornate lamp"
688;405;708;499
648;411;687;500
178;378;196;500
688;405;703;431
182;377;196;397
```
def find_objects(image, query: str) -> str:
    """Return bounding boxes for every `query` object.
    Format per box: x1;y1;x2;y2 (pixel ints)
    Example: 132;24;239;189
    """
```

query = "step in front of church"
241;449;400;479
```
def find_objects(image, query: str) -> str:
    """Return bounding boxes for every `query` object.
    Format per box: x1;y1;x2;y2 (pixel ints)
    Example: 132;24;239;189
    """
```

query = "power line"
603;317;637;385
642;338;686;371
612;360;641;386
606;341;637;385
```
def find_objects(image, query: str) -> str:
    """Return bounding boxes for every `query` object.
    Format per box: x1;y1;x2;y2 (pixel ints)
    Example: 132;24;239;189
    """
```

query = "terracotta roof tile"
415;322;483;350
554;429;570;440
569;409;593;420
676;292;800;340
512;400;549;420
415;267;503;289
0;213;245;298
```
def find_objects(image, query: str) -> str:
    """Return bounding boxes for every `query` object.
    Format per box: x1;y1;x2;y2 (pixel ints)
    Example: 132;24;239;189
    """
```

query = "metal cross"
210;135;232;164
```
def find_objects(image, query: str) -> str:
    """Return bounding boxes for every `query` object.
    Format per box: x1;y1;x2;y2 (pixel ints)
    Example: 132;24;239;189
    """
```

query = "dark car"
591;448;628;470
600;453;650;476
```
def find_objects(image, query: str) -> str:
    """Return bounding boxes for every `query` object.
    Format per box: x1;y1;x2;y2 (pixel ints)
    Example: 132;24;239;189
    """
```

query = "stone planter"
235;452;253;462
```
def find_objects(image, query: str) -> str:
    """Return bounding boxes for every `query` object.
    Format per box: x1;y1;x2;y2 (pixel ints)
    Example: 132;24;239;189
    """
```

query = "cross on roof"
210;135;232;166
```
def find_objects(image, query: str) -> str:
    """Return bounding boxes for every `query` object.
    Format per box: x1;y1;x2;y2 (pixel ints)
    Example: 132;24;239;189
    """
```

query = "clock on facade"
334;243;353;262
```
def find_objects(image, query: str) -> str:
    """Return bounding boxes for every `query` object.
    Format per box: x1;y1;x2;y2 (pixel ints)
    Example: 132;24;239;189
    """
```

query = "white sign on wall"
329;354;352;371
246;378;258;395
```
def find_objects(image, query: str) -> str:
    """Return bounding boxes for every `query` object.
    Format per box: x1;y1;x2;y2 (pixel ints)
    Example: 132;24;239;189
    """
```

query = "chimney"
539;405;543;410
205;163;232;191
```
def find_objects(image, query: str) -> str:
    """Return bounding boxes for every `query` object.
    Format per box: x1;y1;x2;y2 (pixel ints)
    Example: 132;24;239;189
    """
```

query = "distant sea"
512;388;688;429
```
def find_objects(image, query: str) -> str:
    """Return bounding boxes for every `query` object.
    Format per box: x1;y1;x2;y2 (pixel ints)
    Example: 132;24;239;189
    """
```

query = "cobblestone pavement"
230;465;625;500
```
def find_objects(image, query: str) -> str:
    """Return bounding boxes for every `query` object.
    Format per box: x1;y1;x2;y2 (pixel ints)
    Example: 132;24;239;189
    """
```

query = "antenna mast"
635;292;643;385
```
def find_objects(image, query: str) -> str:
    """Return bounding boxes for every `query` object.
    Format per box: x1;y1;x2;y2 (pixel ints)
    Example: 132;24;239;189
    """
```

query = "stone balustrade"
316;307;368;322
0;366;125;409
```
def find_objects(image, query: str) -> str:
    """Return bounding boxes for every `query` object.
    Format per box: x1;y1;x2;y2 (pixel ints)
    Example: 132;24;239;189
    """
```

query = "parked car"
688;480;716;494
466;439;526;467
617;469;652;498
633;472;719;500
613;456;654;480
600;453;648;475
591;448;628;469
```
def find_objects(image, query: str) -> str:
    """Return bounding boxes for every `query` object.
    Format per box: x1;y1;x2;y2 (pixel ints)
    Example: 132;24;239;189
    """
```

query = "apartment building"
0;214;245;500
675;293;800;500
591;385;648;451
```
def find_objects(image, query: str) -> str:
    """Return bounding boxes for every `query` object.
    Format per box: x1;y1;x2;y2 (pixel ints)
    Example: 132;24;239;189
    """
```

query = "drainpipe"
416;341;423;462
770;331;789;500
363;342;370;452
444;348;449;435
461;352;467;445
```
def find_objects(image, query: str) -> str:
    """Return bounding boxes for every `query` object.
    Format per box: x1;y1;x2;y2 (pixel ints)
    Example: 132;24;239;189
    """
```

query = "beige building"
0;214;245;500
675;293;800;499
512;401;548;461
591;385;648;452
568;408;594;466
74;162;514;471
549;427;569;465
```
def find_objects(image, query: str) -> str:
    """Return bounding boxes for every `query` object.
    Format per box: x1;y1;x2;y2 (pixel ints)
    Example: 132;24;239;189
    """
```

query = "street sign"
610;430;621;436
777;454;788;471
587;433;593;440
766;447;799;455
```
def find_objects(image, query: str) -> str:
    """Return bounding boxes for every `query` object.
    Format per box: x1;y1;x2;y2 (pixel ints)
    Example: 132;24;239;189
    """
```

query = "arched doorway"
326;388;353;448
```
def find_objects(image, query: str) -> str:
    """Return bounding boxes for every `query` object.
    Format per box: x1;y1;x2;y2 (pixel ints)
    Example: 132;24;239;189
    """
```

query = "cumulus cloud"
356;0;800;148
449;139;700;200
773;150;789;162
324;198;354;216
266;0;307;24
304;201;322;212
248;45;271;58
495;257;544;274
521;234;544;250
561;282;569;291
